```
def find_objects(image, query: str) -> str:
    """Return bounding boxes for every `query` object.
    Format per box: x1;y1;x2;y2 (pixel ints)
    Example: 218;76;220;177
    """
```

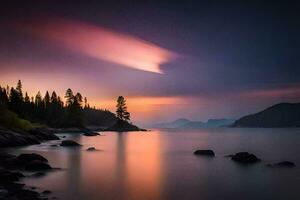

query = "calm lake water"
5;128;300;200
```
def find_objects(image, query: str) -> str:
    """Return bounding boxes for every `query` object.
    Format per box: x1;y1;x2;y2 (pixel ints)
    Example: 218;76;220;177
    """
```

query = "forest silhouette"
0;80;119;129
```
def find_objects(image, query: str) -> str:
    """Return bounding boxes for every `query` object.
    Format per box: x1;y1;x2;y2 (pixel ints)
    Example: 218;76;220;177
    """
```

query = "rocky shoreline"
0;152;56;200
0;127;59;148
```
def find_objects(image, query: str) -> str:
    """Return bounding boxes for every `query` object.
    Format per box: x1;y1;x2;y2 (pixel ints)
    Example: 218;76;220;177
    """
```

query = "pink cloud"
19;18;178;73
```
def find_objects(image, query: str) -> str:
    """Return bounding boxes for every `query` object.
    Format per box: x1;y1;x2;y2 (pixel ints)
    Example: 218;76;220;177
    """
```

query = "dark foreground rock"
0;128;40;147
194;150;215;157
28;128;60;141
231;152;261;164
0;152;54;200
24;160;52;171
267;161;296;168
3;153;52;171
60;140;81;147
0;169;24;183
0;127;59;148
105;119;146;132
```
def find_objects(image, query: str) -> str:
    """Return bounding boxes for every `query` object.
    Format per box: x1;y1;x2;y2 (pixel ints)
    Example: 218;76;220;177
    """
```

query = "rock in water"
231;152;261;164
16;153;48;163
24;160;52;171
83;132;100;136
28;128;60;141
86;147;97;151
193;150;215;157
4;153;49;170
60;140;81;147
267;161;296;168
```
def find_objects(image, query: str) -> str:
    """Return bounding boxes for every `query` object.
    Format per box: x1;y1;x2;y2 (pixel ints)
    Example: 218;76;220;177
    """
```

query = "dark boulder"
28;128;60;141
267;161;296;168
193;150;215;157
231;152;261;164
16;153;48;163
83;132;100;136
0;128;40;147
86;147;97;151
0;170;24;183
24;160;52;171
4;153;49;170
60;140;81;147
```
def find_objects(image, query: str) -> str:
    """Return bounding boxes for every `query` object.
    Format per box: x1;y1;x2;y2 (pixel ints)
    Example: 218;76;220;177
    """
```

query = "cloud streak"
20;18;178;73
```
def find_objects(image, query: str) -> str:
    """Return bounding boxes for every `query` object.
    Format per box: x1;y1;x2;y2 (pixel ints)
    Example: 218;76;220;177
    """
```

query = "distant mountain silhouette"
152;118;190;128
233;103;300;127
153;118;234;129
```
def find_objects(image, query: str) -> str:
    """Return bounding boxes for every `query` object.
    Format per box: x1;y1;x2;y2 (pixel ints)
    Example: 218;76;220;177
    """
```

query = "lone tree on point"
116;96;130;121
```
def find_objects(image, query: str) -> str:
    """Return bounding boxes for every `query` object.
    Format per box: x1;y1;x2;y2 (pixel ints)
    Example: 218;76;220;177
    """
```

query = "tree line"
0;80;130;128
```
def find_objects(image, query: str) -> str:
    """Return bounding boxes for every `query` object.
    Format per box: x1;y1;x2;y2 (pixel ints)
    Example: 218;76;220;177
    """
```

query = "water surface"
6;128;300;200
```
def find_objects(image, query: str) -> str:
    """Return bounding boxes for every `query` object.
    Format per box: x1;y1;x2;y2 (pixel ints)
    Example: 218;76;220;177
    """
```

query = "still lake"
6;128;300;200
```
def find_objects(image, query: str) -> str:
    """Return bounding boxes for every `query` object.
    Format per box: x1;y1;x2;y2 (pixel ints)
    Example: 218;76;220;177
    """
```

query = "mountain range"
152;118;235;129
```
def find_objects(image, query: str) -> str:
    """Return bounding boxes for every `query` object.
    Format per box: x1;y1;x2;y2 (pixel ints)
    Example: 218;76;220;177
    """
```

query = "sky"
0;0;299;125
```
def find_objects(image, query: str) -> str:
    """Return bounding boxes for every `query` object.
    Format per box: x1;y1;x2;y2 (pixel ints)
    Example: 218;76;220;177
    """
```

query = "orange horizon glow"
20;18;178;74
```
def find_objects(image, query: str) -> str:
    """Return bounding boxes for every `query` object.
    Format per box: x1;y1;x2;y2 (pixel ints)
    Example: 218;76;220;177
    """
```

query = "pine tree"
0;87;9;108
84;97;88;109
65;88;74;107
34;91;44;120
16;80;23;101
64;90;84;127
116;96;130;121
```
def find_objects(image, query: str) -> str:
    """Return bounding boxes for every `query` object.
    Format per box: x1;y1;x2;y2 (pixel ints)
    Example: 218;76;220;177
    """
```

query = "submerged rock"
86;147;97;151
83;132;100;136
267;161;296;168
193;150;215;157
231;152;261;164
24;160;52;171
60;140;81;147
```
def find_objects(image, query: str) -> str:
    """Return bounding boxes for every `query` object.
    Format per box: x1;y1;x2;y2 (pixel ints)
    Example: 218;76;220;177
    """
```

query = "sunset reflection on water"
19;131;165;200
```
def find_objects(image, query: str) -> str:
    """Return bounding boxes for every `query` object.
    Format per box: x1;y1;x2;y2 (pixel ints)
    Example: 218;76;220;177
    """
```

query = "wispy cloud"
19;18;178;73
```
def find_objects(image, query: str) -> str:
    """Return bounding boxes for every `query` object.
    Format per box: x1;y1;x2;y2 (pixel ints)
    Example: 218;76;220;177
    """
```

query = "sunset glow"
20;18;177;73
